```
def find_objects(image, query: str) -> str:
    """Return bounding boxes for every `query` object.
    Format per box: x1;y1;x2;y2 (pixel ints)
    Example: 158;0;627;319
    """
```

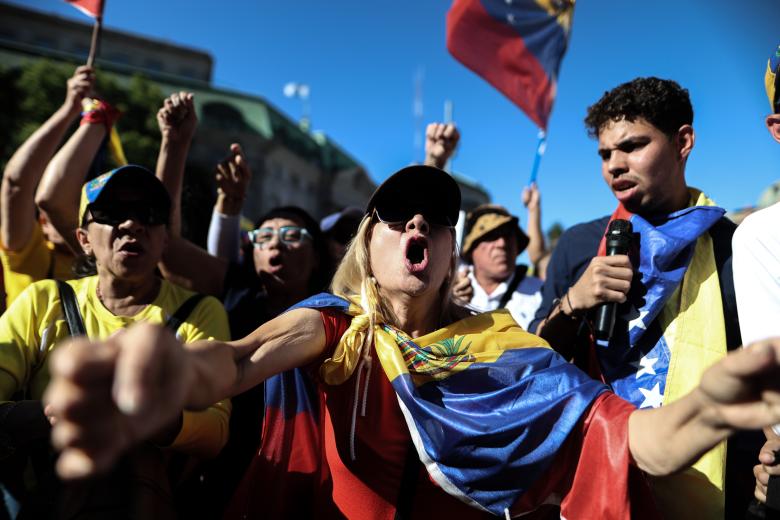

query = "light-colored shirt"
733;202;780;345
467;267;543;330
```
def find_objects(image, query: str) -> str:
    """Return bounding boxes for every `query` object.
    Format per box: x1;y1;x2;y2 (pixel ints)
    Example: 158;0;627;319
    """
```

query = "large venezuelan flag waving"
446;0;574;129
226;293;658;518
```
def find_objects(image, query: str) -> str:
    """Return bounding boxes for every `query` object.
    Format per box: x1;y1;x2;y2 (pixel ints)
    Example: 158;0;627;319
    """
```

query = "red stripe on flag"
447;0;554;129
64;0;104;18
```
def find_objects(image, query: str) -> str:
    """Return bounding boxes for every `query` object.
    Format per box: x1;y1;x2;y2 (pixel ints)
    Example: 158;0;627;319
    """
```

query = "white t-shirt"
732;202;780;345
467;267;543;330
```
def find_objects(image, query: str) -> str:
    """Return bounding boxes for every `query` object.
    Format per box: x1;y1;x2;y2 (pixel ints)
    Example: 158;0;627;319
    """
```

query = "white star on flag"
634;355;658;379
628;309;649;331
638;383;664;409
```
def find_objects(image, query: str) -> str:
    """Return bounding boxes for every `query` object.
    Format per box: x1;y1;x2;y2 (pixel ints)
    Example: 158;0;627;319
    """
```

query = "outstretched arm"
628;339;780;476
44;307;326;478
1;66;93;252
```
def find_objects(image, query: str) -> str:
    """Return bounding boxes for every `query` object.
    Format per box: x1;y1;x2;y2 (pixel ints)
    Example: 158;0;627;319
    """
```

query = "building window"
145;58;163;72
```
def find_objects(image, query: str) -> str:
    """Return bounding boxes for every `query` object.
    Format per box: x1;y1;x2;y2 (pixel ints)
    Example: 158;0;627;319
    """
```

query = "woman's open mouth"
404;236;429;273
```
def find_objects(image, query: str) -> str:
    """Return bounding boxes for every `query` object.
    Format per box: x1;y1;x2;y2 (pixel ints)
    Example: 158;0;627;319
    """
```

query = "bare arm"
521;183;546;267
1;67;93;251
153;92;231;296
36;117;106;254
159;236;228;297
44;307;326;478
629;339;780;476
155;91;197;237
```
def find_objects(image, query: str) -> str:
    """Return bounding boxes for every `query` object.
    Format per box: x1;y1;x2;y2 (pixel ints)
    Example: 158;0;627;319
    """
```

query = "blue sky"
13;0;780;233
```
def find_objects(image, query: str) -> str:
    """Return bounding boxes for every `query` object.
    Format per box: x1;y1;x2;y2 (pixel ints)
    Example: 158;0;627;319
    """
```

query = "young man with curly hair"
530;77;755;519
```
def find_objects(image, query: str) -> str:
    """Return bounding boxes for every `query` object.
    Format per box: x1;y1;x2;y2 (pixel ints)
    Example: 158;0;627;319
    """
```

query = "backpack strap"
497;264;528;309
166;294;206;334
56;280;86;337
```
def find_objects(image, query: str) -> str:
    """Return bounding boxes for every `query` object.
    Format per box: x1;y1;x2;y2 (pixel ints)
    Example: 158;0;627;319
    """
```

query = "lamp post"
283;82;311;132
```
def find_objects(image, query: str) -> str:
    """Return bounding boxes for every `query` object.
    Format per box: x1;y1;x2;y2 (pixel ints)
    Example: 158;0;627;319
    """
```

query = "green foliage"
0;59;220;245
547;222;564;243
0;59;164;173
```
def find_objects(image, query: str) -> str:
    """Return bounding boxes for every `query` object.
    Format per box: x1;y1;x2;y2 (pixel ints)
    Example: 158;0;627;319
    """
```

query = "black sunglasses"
374;204;453;228
85;202;169;227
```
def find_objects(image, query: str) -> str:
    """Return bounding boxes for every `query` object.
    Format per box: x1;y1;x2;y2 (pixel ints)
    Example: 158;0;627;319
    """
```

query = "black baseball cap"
365;165;461;227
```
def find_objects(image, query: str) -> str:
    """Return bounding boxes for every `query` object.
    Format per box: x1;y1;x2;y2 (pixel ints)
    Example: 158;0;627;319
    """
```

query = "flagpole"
528;129;547;185
86;16;102;67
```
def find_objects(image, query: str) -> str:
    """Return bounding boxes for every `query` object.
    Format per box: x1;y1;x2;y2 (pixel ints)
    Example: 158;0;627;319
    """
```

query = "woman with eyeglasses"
153;133;331;513
0;165;230;517
44;165;780;519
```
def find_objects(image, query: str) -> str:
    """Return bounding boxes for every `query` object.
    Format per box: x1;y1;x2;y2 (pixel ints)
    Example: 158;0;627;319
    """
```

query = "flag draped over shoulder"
228;293;657;518
64;0;104;18
446;0;574;129
593;189;728;518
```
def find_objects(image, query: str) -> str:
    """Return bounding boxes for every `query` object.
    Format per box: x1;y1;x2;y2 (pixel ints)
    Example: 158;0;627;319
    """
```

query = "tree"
0;59;216;246
0;59;163;177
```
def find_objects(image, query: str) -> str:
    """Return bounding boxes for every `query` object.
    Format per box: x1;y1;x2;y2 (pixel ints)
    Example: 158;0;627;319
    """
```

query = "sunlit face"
252;217;317;291
471;224;518;282
76;195;168;282
368;214;453;300
597;118;691;215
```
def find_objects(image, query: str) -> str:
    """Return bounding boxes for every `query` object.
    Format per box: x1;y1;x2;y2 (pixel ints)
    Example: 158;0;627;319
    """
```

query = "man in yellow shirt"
0;165;230;517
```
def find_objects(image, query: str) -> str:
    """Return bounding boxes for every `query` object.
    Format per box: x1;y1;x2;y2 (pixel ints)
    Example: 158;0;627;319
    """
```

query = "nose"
263;231;282;250
405;214;430;234
607;150;628;176
116;217;144;233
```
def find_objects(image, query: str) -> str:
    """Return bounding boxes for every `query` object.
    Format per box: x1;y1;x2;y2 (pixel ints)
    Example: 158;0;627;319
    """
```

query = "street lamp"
283;81;311;131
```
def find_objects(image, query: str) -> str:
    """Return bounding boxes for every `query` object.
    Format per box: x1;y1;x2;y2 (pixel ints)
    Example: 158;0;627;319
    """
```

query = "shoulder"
162;279;229;335
734;204;780;245
548;215;609;271
516;272;543;295
559;215;610;244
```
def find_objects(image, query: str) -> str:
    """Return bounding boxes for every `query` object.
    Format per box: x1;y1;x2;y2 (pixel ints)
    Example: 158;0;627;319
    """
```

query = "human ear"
76;228;92;256
675;125;695;160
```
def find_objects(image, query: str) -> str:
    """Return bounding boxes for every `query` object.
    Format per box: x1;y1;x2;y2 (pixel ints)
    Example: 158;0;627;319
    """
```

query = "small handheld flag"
63;0;105;67
64;0;104;18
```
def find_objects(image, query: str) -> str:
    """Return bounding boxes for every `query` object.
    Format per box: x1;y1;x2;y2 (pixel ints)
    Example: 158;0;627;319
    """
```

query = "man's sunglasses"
248;226;312;249
374;205;453;228
85;203;169;227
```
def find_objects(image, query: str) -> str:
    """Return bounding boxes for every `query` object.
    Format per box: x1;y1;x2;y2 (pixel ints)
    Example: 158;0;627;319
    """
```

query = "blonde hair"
331;214;463;351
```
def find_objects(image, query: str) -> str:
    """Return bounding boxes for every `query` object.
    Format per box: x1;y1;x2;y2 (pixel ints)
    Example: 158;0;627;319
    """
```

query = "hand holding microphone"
565;222;633;334
594;220;633;340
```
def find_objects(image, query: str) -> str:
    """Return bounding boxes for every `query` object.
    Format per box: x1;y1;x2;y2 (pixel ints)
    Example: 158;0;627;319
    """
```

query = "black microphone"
594;219;633;341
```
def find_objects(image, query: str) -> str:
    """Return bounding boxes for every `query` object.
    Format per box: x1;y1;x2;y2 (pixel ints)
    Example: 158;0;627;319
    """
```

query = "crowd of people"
0;44;780;520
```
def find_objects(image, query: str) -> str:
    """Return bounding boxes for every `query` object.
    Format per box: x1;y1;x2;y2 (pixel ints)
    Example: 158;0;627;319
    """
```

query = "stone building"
0;3;489;228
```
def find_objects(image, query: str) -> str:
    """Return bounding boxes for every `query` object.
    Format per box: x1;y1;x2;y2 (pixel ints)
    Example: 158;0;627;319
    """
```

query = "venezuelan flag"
593;190;728;518
446;0;574;130
226;293;659;518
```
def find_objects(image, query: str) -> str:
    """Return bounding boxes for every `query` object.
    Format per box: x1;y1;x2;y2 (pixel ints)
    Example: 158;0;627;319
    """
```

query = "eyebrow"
597;135;650;157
